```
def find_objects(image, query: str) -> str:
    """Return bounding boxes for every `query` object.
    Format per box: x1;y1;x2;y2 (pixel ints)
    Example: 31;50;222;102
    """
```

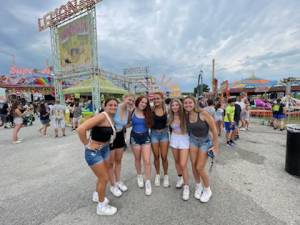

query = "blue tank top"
132;113;148;133
113;106;128;131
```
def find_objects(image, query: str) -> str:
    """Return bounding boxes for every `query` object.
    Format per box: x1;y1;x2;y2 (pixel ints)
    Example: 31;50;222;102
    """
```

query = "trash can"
285;124;300;176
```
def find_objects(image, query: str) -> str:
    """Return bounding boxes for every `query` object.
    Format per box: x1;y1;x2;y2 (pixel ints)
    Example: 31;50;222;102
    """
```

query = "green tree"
194;83;210;96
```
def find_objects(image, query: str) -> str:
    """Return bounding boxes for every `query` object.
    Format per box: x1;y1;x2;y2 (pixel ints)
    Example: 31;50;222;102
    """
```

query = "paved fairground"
0;120;299;225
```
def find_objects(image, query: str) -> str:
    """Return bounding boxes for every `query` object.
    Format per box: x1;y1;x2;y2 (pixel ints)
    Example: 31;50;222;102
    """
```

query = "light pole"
196;70;203;100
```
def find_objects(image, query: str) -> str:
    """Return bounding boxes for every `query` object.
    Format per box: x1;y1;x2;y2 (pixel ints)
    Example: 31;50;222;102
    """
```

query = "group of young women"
76;93;219;216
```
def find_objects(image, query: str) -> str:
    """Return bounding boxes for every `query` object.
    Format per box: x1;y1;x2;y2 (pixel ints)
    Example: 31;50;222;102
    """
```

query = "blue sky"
0;0;299;91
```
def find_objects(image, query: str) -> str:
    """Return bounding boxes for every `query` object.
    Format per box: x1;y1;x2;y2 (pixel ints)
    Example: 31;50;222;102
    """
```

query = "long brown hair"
168;98;187;133
135;96;153;128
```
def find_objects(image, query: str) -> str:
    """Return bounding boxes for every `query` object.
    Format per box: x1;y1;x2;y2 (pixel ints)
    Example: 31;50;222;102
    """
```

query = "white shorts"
170;133;189;149
14;117;23;125
53;119;66;129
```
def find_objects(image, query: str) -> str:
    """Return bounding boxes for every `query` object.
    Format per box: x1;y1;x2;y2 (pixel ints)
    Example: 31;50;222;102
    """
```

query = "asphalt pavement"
0;120;299;225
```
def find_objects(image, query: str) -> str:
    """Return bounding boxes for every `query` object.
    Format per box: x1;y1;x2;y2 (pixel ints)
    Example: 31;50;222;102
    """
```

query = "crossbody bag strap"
103;112;116;143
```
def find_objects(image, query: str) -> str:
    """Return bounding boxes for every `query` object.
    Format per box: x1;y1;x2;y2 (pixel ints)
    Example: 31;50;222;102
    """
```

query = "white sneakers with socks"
137;174;144;188
163;175;170;187
110;185;122;197
200;187;212;203
117;181;128;192
96;202;117;216
92;191;109;204
175;176;184;189
154;174;160;186
194;183;204;200
145;180;152;196
182;185;190;201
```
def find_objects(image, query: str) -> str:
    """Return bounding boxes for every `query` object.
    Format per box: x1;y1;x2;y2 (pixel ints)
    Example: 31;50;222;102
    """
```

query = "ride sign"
38;0;102;31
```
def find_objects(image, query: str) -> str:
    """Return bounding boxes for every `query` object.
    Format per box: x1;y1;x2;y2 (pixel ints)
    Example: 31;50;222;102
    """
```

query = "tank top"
132;113;148;133
187;113;209;138
113;106;128;131
90;126;113;142
170;122;182;133
152;111;167;130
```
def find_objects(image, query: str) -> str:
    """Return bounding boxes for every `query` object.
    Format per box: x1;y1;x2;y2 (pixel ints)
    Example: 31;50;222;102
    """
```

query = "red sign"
38;0;102;31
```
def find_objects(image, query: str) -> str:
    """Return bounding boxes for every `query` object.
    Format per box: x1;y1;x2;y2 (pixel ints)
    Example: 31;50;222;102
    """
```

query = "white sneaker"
182;185;190;201
96;203;117;216
117;181;128;192
145;180;152;196
194;183;203;200
175;176;184;189
240;127;246;131
163;175;170;188
154;174;160;186
110;185;122;197
200;187;212;203
92;191;109;204
12;140;22;144
137;175;144;188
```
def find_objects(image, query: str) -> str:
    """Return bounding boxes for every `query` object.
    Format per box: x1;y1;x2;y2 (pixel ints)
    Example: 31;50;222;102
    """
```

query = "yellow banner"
58;15;92;72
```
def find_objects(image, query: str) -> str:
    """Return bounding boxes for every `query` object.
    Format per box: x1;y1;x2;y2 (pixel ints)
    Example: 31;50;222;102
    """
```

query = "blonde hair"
183;96;201;113
123;93;135;100
168;98;187;134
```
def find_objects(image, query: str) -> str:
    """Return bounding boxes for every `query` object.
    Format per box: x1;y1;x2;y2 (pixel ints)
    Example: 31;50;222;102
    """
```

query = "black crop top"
152;112;168;130
90;126;113;142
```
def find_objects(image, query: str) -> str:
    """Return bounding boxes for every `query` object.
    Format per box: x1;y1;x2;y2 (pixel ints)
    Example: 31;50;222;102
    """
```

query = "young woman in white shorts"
168;99;190;200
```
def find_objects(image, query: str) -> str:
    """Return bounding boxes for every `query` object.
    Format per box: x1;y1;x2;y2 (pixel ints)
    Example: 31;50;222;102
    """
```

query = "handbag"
103;111;116;144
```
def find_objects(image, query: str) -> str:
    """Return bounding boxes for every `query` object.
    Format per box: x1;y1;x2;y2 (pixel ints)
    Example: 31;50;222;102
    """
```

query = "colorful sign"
58;14;93;73
38;0;102;31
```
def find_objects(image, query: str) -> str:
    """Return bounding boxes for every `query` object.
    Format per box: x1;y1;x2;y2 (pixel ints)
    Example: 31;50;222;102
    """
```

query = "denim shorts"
151;128;169;144
130;131;151;145
189;134;213;152
84;144;110;166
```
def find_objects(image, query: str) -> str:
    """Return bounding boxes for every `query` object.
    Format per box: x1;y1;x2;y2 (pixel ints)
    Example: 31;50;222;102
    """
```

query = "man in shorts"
224;98;235;147
51;100;66;137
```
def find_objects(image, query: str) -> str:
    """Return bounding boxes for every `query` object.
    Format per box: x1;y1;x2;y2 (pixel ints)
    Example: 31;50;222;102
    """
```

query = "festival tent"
63;77;127;95
230;76;278;94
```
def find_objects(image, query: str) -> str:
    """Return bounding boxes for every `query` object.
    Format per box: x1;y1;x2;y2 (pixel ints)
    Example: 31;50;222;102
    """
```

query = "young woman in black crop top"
183;96;219;203
151;92;170;187
76;98;118;216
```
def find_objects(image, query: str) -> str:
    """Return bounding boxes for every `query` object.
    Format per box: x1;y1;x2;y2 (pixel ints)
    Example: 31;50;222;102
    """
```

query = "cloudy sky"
0;0;299;91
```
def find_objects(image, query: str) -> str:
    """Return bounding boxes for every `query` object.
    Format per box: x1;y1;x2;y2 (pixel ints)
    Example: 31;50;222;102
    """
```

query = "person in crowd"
224;98;236;147
198;96;207;109
273;98;286;131
129;96;153;195
72;101;82;130
76;98;118;216
51;100;66;138
244;104;250;130
11;101;27;144
38;103;50;136
68;102;75;129
151;92;170;187
168;98;190;200
183;96;219;203
0;100;9;128
107;94;135;197
214;102;224;136
234;99;242;140
204;99;215;118
239;92;249;131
